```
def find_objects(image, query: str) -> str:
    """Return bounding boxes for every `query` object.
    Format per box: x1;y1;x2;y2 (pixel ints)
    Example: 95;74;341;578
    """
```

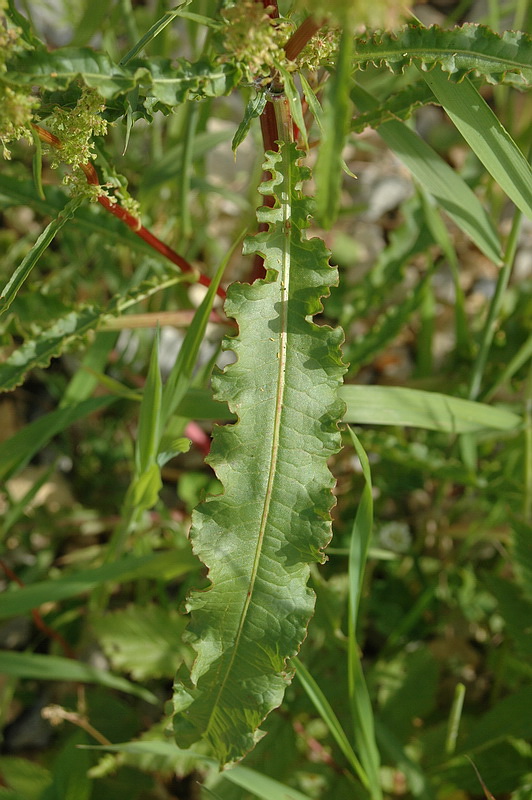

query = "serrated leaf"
172;143;345;765
6;48;240;105
351;24;532;86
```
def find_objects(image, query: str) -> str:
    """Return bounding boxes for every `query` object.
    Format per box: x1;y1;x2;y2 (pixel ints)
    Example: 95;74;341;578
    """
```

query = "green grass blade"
136;331;162;475
0;551;196;619
119;2;192;66
340;385;521;433
223;765;313;800
0;651;157;703
421;67;532;219
315;28;353;227
468;209;522;400
346;429;382;800
0;196;83;322
0;397;116;482
294;657;370;791
160;236;237;427
351;85;502;264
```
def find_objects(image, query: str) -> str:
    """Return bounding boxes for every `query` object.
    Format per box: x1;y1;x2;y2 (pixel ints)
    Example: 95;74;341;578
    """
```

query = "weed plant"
0;0;531;798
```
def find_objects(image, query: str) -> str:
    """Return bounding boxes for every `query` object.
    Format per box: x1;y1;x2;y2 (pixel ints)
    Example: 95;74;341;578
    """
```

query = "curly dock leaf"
173;143;345;765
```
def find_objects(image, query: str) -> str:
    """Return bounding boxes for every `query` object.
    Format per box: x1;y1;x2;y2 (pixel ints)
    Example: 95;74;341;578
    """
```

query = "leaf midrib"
204;149;293;741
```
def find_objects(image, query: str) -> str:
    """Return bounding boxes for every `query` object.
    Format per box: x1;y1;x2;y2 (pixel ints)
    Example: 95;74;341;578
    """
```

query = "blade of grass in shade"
119;2;191;65
469;208;522;400
2;463;55;537
0;396;116;483
346;429;382;800
483;333;532;402
340;385;520;432
0;651;157;703
421;67;532;220
0;196;83;322
351;85;502;265
315;27;353;227
446;683;466;755
223;766;312;800
0;551;196;618
293;657;370;791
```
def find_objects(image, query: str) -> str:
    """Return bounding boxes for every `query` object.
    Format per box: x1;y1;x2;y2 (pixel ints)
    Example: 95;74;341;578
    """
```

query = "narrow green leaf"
294;657;369;789
0;397;116;483
421;67;532;219
315;28;353;227
223;765;313;800
119;2;192;66
346;429;382;799
340;385;521;432
347;429;373;623
173;143;345;764
136;332;162;475
446;683;466;755
232;91;267;153
0;651;157;703
160;236;236;427
279;66;308;150
351;85;502;264
0;551;196;619
0;197;83;322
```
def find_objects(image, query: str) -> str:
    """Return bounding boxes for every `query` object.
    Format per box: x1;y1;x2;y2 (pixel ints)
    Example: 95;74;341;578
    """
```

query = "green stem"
469;208;522;401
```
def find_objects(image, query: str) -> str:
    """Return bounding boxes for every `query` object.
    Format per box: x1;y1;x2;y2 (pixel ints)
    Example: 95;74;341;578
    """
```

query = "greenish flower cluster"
0;2;39;158
219;1;292;82
46;87;108;169
0;85;39;159
298;27;340;71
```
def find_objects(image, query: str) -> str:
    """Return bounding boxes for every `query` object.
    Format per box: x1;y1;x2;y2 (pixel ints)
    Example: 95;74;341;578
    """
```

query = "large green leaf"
173;143;345;765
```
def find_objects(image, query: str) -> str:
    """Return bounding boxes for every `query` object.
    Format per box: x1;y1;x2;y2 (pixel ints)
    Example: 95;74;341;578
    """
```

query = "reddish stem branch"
32;124;226;301
284;16;325;62
0;558;76;659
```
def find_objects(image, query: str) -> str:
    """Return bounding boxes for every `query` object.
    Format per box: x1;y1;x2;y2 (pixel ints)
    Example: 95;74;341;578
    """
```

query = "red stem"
32;125;226;301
